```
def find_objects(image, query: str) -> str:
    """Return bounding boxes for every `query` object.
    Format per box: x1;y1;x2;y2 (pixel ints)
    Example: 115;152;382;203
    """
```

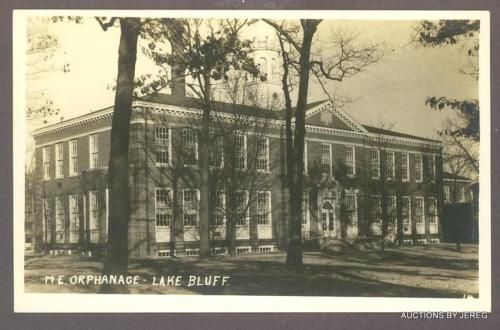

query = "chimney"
169;23;186;97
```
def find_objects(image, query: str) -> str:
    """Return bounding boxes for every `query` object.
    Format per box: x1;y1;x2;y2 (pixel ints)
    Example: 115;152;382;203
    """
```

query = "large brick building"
31;91;444;257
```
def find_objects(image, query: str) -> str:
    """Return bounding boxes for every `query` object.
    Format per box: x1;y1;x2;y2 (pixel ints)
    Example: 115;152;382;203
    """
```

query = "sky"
26;17;478;141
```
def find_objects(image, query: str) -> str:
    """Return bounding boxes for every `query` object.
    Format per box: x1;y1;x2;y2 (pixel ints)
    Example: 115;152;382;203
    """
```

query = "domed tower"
244;30;284;110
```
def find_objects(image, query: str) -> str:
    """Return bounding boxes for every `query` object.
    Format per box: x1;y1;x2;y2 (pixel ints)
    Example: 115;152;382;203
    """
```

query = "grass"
24;243;478;297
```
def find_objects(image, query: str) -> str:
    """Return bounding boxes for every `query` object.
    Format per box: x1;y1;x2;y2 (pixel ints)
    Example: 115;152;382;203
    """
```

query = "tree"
265;19;382;270
209;77;278;256
95;17;141;293
26;17;72;122
141;19;262;258
416;20;479;176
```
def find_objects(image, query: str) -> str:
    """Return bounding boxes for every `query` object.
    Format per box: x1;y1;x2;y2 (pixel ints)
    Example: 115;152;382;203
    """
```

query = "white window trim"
346;145;356;177
42;146;51;181
55;143;64;178
401;152;410;182
215;190;226;226
237;134;247;170
236;190;249;226
257;191;272;226
89;190;99;231
321;143;333;176
415;197;425;224
89;134;99;170
372;194;382;223
386;151;395;180
182;189;199;228
69;139;78;176
345;193;358;225
155;126;172;167
69;194;81;231
460;186;466;202
371;149;380;179
182;129;198;167
256;136;270;172
155;187;172;228
209;135;224;169
444;186;450;202
428;197;438;224
302;192;310;225
415;153;423;183
402;196;411;225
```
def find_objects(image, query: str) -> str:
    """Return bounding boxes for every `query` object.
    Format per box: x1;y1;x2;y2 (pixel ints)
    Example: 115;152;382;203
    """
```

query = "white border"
13;9;491;313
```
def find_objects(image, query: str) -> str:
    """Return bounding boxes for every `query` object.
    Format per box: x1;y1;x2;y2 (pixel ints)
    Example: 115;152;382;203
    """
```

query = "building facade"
442;172;478;243
31;93;444;257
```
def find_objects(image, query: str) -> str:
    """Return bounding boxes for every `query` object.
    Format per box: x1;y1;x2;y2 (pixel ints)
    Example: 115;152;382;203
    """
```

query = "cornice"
32;99;442;150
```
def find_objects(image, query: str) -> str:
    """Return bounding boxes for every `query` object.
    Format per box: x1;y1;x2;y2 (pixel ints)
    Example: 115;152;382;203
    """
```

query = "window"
69;195;80;231
157;250;174;257
55;197;65;242
415;154;423;182
155;188;172;227
302;192;309;225
235;134;247;169
235;191;249;226
444;186;450;202
89;190;99;231
236;246;251;254
42;146;51;180
415;197;424;224
89;134;99;169
321;143;332;175
69;139;78;175
402;196;411;224
259;245;273;253
155;126;171;165
427;198;438;224
209;135;224;168
258;57;267;76
214;190;225;226
55;143;63;178
41;198;50;243
371;149;380;179
345;146;355;176
185;249;200;256
386;151;395;180
401;153;409;181
256;137;269;171
182;129;197;166
257;191;271;225
372;195;382;223
345;193;357;225
387;195;397;224
183;189;198;227
460;186;466;202
428;155;436;178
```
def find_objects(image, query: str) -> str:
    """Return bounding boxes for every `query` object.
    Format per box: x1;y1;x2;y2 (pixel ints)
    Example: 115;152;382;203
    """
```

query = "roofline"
31;99;441;149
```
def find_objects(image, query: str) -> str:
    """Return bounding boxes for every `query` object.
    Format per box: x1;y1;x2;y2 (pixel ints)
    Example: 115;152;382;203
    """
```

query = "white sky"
26;17;478;141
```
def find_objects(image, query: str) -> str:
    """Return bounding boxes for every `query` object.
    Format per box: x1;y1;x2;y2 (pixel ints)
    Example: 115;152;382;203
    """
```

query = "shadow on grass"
24;244;478;297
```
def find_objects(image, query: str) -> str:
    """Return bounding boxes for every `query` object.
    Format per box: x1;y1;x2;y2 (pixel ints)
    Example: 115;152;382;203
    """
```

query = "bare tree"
140;18;262;258
265;19;382;270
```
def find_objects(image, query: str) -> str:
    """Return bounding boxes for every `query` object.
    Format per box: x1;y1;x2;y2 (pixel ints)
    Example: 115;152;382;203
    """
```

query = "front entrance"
321;200;336;237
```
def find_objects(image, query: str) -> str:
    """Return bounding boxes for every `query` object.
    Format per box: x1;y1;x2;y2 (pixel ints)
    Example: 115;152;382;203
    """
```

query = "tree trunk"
198;74;212;258
285;20;319;271
100;17;140;294
199;110;211;258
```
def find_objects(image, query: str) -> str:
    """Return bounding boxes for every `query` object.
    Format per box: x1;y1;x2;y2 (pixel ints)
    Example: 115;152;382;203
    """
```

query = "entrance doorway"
321;200;335;237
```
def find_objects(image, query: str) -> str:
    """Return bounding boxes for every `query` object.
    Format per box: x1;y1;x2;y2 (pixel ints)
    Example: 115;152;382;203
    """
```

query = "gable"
306;110;354;131
304;101;367;133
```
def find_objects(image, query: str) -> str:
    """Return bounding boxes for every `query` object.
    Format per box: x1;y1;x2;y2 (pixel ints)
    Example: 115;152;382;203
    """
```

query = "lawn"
24;243;478;297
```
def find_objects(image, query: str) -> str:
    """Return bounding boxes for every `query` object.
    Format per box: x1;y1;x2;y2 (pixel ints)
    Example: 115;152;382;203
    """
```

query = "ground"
24;243;478;297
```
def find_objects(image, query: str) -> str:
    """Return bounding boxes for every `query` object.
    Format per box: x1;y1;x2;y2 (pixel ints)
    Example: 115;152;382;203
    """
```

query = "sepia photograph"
13;10;490;312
